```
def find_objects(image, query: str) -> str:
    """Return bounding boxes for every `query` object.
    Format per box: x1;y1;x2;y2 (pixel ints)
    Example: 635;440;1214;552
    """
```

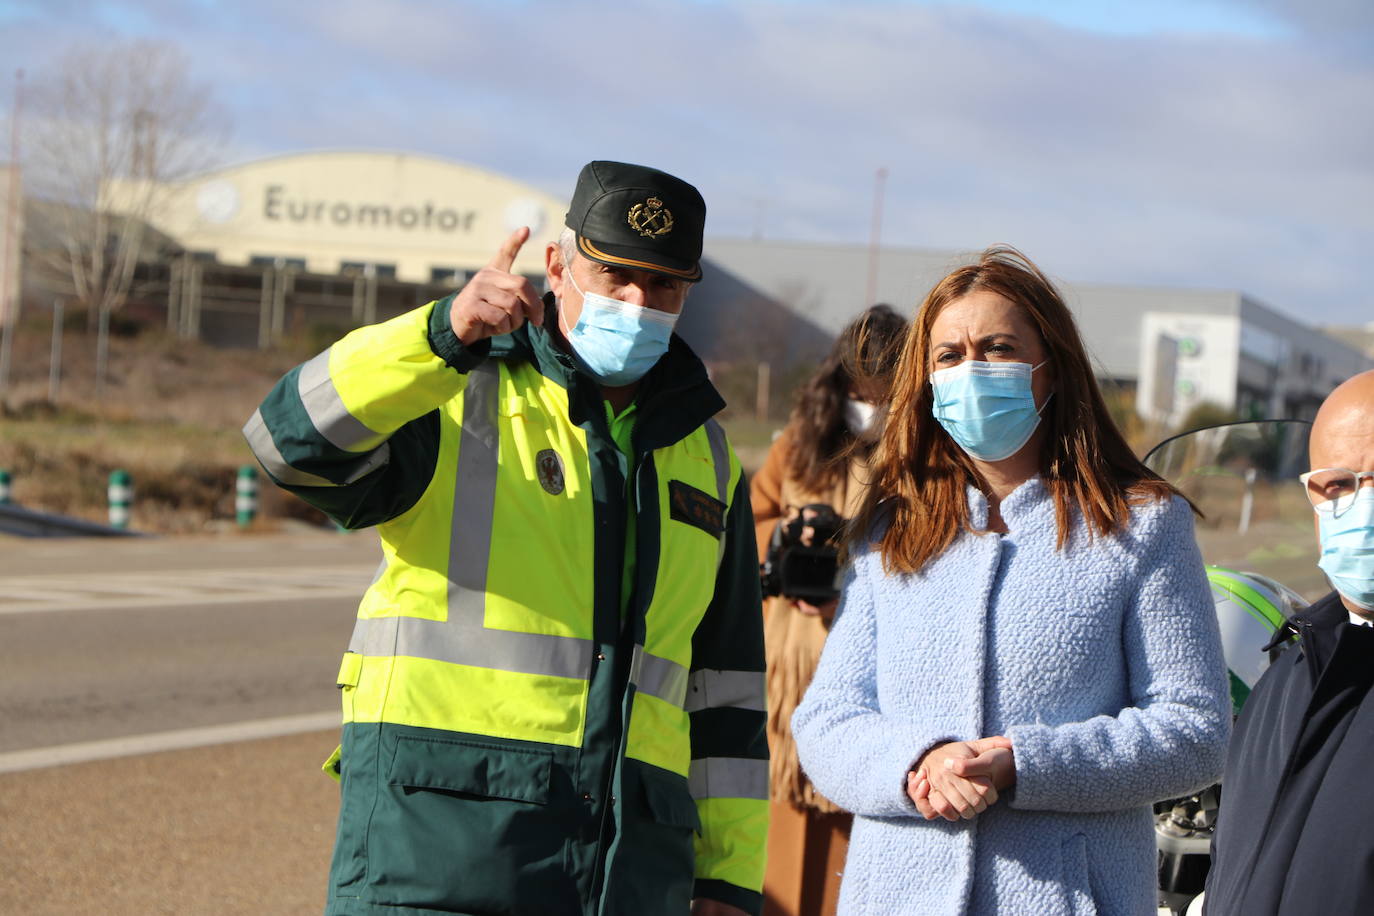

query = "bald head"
1310;369;1374;474
1310;369;1374;616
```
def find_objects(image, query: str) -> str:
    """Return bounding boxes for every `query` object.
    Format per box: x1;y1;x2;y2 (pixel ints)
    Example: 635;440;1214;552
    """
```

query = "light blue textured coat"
792;478;1230;915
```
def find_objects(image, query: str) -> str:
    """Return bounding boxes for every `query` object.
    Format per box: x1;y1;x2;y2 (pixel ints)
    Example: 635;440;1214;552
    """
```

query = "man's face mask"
560;260;677;387
930;359;1051;462
1314;484;1374;610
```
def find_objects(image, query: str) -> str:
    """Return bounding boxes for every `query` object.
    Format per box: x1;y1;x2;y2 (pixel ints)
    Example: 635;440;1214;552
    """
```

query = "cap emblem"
627;196;674;239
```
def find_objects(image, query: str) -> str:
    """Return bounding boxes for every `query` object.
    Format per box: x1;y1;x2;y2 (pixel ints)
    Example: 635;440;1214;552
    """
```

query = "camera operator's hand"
796;505;830;547
796;597;839;620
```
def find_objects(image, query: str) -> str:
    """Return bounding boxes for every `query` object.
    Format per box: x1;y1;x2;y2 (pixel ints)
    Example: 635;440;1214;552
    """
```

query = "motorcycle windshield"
1143;419;1325;603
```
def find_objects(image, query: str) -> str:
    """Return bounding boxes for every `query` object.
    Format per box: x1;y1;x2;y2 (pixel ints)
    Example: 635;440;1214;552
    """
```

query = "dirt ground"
0;731;340;915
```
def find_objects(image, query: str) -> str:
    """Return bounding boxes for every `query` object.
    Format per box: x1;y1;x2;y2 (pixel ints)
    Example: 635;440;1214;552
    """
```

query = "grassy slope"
0;313;782;535
0;314;318;533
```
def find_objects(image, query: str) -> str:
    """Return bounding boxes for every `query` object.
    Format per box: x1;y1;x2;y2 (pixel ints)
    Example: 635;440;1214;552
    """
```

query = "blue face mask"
930;359;1050;462
561;264;678;387
1317;486;1374;610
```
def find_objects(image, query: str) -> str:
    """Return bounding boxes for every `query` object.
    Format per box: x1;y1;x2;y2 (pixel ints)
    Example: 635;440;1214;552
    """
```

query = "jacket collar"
487;296;573;387
490;294;725;452
965;476;1050;532
1265;590;1370;673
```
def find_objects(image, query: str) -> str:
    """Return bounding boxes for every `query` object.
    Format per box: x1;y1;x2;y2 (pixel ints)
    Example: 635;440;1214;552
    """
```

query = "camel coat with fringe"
752;426;870;915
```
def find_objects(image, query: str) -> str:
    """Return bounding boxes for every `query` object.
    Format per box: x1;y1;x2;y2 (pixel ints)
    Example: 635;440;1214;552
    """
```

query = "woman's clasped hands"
906;736;1016;822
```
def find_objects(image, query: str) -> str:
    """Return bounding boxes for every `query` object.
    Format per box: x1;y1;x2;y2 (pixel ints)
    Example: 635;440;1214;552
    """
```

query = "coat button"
582;792;593;802
596;652;606;661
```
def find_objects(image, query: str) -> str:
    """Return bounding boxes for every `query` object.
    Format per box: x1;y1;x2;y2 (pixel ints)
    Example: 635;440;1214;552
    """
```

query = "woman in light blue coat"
792;247;1230;915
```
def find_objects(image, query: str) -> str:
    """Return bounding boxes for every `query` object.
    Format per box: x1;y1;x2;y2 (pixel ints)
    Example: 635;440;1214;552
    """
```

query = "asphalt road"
0;530;1187;915
0;530;380;915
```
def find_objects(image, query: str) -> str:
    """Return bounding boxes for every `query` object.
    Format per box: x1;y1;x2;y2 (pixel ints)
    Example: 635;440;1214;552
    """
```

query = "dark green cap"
565;161;706;282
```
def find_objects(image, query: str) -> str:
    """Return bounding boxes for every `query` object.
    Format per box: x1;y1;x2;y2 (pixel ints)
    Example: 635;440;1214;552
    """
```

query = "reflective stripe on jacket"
245;296;769;915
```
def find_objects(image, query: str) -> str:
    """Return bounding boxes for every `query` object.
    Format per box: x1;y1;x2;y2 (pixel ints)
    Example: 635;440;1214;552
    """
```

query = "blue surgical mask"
561;265;677;387
930;359;1050;462
1317;486;1374;610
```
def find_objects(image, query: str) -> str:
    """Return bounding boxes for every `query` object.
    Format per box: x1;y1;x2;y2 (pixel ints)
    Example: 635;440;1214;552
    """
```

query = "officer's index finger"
488;226;531;273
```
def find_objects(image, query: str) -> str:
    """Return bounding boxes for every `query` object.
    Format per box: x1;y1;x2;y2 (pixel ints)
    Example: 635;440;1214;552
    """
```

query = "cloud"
1237;0;1374;47
1;0;1370;326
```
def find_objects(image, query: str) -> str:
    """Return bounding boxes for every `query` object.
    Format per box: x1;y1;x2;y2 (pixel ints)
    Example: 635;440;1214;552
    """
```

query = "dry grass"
0;313;1166;536
0;311;1169;534
0;313;329;533
0;309;815;533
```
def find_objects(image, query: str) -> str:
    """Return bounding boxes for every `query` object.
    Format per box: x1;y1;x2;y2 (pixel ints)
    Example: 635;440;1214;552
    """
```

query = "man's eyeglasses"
1298;468;1374;517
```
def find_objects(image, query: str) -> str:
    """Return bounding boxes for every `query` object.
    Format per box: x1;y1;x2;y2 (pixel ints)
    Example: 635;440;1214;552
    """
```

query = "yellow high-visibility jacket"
245;295;769;916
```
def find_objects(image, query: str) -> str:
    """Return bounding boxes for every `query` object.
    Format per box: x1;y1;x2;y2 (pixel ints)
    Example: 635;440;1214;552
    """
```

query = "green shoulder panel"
246;300;496;530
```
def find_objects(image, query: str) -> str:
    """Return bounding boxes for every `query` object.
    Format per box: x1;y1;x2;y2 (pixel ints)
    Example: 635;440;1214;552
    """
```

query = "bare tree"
23;40;224;328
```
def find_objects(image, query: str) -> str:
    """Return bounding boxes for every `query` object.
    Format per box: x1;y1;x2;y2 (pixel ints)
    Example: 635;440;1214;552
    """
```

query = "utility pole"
48;298;63;402
95;301;109;401
864;166;887;308
0;69;23;397
756;361;770;422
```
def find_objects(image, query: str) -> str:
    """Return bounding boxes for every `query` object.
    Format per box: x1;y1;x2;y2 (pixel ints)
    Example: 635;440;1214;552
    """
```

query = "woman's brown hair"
849;245;1179;574
784;304;908;492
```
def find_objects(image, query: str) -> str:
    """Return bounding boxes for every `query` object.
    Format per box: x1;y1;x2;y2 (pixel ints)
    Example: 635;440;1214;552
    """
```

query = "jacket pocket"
354;733;580;915
604;762;699;915
336;651;361;727
388;734;552;804
639;762;703;832
1060;833;1100;916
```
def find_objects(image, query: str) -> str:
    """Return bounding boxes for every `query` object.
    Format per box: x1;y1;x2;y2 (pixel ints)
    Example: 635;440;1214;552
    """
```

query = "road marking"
0;711;341;775
0;564;376;615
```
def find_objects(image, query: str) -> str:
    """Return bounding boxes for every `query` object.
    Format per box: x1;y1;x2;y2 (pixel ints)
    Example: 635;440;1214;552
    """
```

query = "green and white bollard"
0;469;11;505
236;465;258;528
108;469;133;529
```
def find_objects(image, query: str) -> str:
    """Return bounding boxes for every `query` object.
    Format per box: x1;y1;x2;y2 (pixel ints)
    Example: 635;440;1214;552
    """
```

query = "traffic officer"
244;161;768;916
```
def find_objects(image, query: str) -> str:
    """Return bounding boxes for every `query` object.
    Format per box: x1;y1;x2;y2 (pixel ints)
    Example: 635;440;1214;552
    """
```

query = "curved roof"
111;149;568;278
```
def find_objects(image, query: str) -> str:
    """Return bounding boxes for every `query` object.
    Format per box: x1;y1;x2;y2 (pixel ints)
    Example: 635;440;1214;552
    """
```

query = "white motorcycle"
1143;419;1325;915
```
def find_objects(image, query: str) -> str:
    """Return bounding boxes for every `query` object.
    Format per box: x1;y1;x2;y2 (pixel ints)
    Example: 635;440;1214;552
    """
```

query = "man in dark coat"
1205;368;1374;916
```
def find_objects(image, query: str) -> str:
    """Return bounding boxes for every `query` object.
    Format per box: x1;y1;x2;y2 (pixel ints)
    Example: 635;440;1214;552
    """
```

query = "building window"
430;266;464;286
341;262;397;279
190;250;218;263
250;254;306;270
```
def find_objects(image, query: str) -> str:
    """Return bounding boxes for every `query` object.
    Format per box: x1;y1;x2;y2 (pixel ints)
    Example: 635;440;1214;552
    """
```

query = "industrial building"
8;150;1371;423
703;238;1373;425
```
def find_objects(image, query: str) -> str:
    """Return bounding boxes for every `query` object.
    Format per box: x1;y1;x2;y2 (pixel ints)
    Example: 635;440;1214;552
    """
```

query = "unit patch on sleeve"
668;480;725;538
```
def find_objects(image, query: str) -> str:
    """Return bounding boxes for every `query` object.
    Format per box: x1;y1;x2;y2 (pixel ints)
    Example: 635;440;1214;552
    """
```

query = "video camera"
760;503;845;603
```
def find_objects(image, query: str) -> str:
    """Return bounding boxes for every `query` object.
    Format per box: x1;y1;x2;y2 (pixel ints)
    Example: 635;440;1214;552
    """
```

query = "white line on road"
0;565;375;615
0;711;341;775
0;586;372;615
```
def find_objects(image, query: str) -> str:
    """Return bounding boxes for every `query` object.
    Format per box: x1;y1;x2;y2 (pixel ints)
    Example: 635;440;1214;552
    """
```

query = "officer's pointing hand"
450;226;545;346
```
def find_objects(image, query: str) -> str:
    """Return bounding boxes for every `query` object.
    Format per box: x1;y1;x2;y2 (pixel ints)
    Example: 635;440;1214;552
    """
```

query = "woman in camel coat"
750;304;907;916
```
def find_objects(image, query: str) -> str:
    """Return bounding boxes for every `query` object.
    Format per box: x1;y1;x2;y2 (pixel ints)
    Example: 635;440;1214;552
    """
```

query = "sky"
1;0;1371;327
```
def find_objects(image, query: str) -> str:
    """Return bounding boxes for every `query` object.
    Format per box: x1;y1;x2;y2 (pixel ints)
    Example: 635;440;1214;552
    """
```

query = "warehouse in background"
9;150;1372;421
86;150;831;366
96;151;564;349
1133;298;1372;427
114;151;561;287
703;238;1373;425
